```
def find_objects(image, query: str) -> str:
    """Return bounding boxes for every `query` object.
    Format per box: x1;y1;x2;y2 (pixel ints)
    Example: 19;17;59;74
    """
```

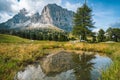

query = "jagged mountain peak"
47;3;73;13
19;8;28;15
0;4;74;31
47;3;58;6
30;12;40;23
4;8;30;28
46;3;62;9
41;3;74;31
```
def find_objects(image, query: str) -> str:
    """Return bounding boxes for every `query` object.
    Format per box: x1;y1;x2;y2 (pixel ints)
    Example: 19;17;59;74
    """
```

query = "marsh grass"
100;61;120;80
63;42;118;54
0;34;120;80
0;40;65;79
100;48;120;80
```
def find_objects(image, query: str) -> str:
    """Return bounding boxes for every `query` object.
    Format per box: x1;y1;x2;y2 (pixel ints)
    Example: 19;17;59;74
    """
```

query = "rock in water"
40;51;75;75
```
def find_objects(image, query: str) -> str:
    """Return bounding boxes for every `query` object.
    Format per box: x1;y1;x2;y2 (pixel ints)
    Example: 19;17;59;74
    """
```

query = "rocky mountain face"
40;4;74;31
4;8;31;29
0;4;74;31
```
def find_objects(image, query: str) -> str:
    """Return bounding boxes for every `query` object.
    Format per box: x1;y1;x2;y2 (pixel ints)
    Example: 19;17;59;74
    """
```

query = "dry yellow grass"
63;42;110;53
0;41;120;80
0;42;119;61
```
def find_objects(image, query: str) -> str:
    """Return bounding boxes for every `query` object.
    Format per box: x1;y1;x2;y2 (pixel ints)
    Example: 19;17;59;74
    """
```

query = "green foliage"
0;38;120;80
0;28;69;41
100;61;120;80
92;36;96;43
106;28;120;42
72;3;94;40
0;34;28;43
97;29;105;42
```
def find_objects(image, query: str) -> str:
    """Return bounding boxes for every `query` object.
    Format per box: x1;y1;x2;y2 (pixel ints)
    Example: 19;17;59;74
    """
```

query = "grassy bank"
0;34;30;43
100;46;120;80
0;34;120;80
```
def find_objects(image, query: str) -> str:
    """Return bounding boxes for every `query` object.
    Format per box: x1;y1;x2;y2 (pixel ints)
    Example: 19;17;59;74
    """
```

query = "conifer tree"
73;1;94;41
97;29;105;42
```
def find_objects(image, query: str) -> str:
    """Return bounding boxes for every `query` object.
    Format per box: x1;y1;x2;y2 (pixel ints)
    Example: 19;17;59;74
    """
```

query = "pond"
14;51;112;80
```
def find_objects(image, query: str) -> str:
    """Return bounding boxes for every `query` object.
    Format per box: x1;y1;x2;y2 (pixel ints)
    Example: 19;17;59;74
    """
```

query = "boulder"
40;51;75;75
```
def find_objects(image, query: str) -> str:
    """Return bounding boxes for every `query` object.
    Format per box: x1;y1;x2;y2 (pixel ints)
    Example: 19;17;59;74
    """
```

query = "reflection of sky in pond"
14;54;112;80
14;65;76;80
90;54;112;80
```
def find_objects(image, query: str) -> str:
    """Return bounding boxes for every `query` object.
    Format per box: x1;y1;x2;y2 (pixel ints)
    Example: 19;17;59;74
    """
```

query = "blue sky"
62;0;120;30
0;0;120;30
88;0;120;30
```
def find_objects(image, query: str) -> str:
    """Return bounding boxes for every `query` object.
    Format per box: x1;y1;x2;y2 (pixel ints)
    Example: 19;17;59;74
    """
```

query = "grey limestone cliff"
0;4;74;31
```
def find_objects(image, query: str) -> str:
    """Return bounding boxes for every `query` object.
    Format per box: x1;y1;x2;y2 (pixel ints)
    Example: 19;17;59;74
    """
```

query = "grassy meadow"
0;34;120;80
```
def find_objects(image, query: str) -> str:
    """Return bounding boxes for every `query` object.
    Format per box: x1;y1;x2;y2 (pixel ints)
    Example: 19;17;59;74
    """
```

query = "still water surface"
14;52;112;80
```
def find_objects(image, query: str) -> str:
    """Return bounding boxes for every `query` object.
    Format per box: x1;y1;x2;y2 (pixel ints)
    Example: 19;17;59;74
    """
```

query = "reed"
0;34;120;79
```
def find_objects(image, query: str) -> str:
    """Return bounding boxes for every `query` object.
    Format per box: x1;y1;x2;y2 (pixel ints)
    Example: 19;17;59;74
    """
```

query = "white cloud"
0;0;83;23
0;12;12;23
0;0;119;31
63;2;81;12
0;0;62;23
15;0;62;13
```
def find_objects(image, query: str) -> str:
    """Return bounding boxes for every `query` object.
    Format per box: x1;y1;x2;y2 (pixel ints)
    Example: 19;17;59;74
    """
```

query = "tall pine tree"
72;1;94;41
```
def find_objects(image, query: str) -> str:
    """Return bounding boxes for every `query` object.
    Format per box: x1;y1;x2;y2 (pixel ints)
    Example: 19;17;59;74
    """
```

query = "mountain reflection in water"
14;51;112;80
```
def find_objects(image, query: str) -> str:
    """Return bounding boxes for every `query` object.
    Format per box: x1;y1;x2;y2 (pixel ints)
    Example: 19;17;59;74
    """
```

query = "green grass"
100;60;120;80
0;34;120;80
0;34;29;43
